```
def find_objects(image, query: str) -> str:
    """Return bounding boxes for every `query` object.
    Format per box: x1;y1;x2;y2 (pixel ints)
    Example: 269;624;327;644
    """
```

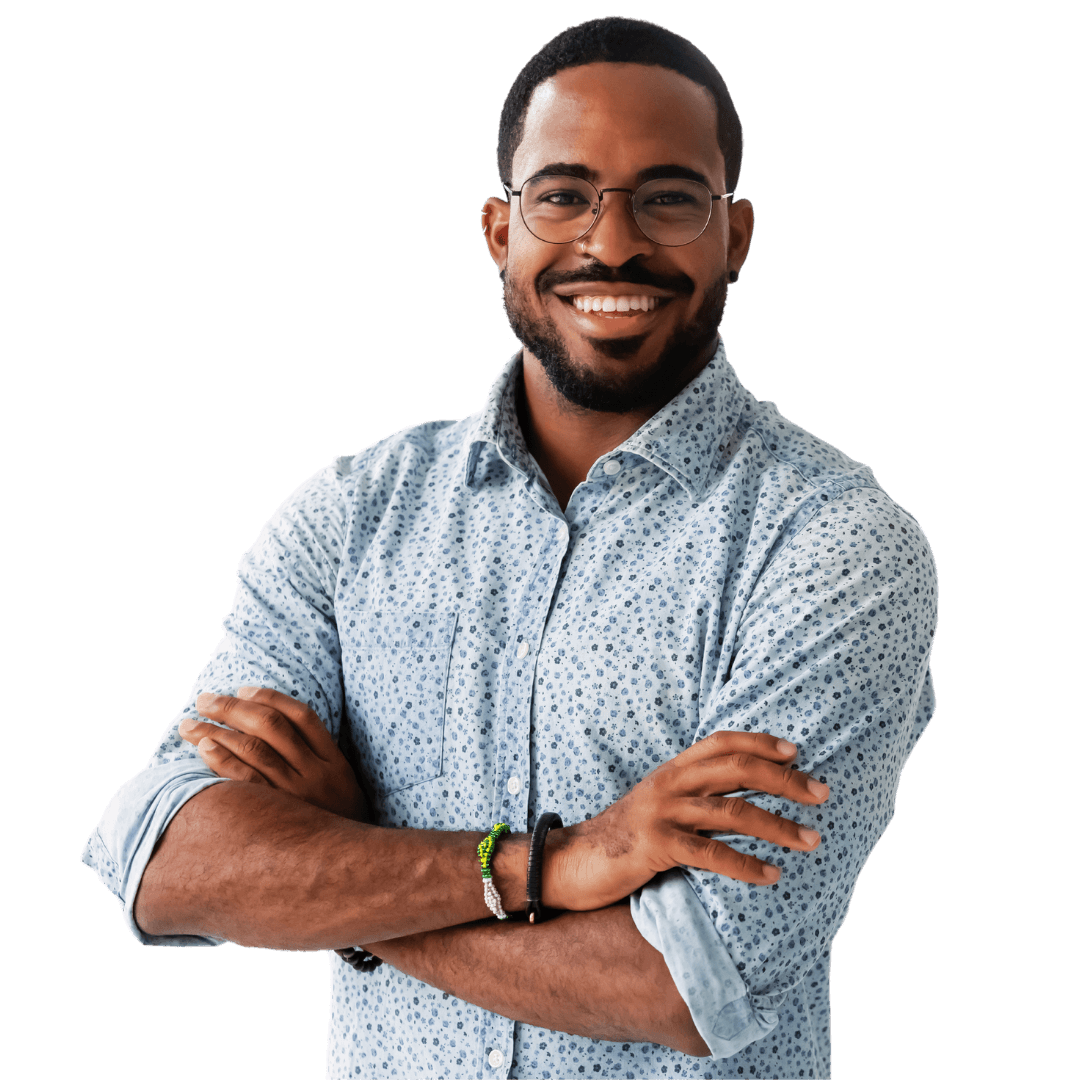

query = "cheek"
684;246;727;298
504;228;543;285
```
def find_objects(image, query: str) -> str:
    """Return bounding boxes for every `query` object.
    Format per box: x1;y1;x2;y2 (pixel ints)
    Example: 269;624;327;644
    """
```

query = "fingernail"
178;718;197;735
777;739;797;755
236;686;257;698
762;865;781;883
808;780;829;798
798;828;820;847
195;692;216;710
198;737;217;752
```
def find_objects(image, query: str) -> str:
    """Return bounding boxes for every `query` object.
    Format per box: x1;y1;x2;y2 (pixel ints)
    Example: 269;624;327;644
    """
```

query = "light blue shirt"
85;342;936;1078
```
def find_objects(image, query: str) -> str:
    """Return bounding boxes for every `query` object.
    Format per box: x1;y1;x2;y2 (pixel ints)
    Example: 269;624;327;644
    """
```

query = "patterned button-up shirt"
85;342;937;1078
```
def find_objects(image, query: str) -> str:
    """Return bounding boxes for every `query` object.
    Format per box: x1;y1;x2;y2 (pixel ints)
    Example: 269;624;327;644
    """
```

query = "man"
85;17;936;1079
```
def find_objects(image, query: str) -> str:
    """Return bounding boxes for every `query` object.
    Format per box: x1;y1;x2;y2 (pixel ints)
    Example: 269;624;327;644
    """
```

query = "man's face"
486;62;752;413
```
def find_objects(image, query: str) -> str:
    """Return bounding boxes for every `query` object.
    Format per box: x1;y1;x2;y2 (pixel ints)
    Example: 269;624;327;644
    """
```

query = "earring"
728;270;739;283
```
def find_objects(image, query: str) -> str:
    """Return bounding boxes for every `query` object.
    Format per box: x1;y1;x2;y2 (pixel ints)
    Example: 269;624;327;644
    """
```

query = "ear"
726;198;754;278
483;196;511;273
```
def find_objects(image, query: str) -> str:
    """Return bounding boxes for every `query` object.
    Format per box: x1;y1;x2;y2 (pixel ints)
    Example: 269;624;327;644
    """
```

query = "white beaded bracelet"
483;877;509;920
478;823;511;921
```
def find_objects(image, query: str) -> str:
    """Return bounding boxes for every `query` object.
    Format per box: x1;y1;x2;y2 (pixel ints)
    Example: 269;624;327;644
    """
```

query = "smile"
565;294;663;317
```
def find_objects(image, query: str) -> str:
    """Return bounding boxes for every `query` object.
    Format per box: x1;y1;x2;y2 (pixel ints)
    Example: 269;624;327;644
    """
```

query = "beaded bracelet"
335;946;382;972
478;822;512;920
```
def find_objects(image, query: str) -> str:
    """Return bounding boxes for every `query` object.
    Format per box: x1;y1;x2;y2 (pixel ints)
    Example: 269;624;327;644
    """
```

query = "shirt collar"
464;351;535;486
464;339;747;499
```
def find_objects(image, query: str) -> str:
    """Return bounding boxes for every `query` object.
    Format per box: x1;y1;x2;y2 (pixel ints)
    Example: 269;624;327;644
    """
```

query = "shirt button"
488;1049;505;1069
506;776;521;795
516;640;530;659
603;458;622;475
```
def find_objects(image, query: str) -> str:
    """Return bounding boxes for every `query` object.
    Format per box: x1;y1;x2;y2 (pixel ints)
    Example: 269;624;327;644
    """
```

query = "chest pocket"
341;610;457;798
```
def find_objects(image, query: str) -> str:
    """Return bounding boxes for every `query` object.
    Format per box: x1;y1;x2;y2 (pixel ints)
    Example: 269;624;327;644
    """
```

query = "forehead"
513;62;725;186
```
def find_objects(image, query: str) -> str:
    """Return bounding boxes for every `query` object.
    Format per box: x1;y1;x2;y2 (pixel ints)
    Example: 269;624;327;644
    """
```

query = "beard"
503;260;727;413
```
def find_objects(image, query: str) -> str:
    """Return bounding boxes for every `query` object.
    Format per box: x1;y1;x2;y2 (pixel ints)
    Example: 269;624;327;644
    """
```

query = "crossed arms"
114;471;935;1061
133;687;829;1057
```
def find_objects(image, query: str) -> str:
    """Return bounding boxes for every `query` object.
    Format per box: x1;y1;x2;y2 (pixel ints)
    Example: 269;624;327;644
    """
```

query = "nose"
578;188;656;264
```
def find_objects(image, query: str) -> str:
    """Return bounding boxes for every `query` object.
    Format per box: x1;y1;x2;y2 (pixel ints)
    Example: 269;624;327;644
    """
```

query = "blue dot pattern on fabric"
84;341;937;1079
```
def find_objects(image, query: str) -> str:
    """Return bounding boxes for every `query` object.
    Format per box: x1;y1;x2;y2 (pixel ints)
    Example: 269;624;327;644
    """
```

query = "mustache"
536;261;696;297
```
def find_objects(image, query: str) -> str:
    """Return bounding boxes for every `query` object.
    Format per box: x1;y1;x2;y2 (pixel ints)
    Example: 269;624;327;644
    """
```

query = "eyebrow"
526;162;715;188
635;164;712;187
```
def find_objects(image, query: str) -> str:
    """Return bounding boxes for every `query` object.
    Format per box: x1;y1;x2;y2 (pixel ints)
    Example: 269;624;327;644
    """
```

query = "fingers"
674;795;820;852
678;730;800;768
195;735;268;785
234;686;338;759
677;832;785;886
194;690;321;772
676;756;829;804
179;714;295;786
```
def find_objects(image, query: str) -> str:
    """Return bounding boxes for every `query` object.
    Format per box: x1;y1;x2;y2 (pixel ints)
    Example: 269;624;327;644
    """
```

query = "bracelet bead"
478;822;511;920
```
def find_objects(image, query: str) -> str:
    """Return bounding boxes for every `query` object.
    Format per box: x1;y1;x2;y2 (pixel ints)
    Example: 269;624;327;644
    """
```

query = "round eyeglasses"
504;173;731;248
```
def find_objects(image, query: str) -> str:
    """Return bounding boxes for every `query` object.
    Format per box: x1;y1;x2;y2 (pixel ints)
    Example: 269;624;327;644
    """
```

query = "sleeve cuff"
83;759;229;947
630;869;778;1059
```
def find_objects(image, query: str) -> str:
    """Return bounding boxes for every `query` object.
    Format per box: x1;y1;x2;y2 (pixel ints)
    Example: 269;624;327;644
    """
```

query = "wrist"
539;823;578;911
490;831;530;914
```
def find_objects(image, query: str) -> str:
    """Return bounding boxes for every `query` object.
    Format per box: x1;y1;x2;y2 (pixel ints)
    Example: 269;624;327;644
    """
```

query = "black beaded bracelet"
335;947;383;972
526;811;563;924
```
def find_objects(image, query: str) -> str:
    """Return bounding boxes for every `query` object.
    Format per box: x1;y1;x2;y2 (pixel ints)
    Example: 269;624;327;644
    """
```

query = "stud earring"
728;270;739;283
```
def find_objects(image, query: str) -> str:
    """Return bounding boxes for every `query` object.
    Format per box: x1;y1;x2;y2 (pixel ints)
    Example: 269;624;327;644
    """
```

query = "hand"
545;731;829;909
179;687;371;822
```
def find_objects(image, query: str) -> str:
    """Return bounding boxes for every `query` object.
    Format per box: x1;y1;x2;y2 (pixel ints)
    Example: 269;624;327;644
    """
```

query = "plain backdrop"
2;2;1076;1076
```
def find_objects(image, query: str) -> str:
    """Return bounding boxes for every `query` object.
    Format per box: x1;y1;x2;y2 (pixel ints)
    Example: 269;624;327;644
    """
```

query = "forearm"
366;903;711;1057
133;781;530;949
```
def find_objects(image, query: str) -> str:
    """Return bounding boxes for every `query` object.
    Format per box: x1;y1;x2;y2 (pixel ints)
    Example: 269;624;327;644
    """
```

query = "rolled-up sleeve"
631;485;937;1057
82;462;352;944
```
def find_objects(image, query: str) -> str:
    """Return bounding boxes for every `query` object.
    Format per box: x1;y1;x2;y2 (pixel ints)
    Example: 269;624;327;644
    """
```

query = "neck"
518;340;716;510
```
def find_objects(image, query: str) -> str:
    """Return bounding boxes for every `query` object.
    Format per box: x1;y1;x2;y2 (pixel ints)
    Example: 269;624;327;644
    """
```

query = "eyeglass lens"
520;175;715;247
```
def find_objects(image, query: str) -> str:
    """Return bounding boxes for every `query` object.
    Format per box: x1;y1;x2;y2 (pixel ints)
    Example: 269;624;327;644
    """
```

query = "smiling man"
85;18;937;1080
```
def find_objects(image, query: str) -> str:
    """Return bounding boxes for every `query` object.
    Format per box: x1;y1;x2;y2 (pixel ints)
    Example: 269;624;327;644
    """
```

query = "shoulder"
270;418;466;516
784;483;936;586
330;418;468;492
721;396;936;602
753;482;938;651
735;396;876;490
246;418;465;580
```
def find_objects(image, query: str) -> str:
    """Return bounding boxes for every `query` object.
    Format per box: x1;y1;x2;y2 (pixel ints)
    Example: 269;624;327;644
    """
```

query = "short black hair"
498;17;742;192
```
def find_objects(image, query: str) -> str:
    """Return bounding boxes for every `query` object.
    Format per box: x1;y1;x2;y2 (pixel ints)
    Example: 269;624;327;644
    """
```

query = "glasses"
504;173;731;248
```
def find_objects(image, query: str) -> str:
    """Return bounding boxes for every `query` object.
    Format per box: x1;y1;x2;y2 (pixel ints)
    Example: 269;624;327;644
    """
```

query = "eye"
538;189;590;206
643;190;694;206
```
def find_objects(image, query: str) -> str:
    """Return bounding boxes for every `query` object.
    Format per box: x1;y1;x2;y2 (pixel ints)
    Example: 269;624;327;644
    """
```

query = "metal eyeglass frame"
502;174;733;247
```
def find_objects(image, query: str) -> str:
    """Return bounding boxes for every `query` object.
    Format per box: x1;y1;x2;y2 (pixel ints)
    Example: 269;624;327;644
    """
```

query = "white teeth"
572;294;659;313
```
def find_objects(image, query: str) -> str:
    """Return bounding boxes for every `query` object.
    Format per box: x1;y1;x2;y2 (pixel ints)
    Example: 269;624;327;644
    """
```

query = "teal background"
3;2;1072;1076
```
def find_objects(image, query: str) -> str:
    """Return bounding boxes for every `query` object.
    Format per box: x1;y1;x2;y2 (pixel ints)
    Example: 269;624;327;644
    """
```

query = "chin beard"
503;272;727;413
